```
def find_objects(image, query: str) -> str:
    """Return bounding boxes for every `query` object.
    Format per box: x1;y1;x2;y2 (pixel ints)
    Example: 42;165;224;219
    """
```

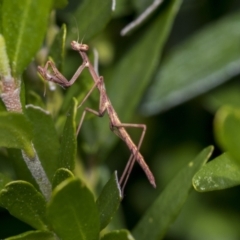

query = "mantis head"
71;41;89;52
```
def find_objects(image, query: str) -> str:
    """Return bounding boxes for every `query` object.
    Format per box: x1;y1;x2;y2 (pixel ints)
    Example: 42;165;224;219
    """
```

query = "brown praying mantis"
38;41;156;191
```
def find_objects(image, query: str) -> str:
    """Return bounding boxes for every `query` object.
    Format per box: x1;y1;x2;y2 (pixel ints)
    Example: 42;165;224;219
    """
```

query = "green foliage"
132;146;213;239
25;106;60;180
214;106;240;161
52;0;68;9
0;112;34;158
96;171;122;230
1;0;53;77
0;181;48;230
48;24;67;71
141;11;240;114
0;172;11;190
47;178;100;240
0;34;10;77
52;168;74;189
193;152;240;191
67;0;112;42
58;98;77;170
193;106;240;192
1;0;240;239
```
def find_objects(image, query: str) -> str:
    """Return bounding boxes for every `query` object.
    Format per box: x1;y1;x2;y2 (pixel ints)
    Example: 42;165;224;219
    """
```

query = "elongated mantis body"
38;41;156;191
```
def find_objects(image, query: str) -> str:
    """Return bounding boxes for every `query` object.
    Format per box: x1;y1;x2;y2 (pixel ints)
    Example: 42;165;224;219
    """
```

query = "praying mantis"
38;41;156;191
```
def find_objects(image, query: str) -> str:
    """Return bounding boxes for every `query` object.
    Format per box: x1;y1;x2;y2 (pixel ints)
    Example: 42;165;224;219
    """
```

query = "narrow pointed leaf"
26;105;60;181
132;146;213;240
67;0;112;42
58;98;77;170
109;0;182;121
96;171;122;230
214;106;240;162
52;168;74;189
47;178;99;240
0;112;34;158
141;11;240;115
49;24;67;71
1;0;53;76
193;152;240;192
6;230;56;240
101;230;135;240
0;181;47;230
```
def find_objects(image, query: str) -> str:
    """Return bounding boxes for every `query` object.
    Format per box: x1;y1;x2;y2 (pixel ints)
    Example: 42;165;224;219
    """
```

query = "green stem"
22;146;52;201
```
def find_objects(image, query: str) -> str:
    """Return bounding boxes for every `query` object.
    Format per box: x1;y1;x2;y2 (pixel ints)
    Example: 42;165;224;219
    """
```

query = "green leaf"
132;146;213;240
52;0;68;9
1;0;53;76
141;11;240;115
47;178;100;240
0;172;11;191
0;180;47;230
67;0;112;42
96;171;122;230
214;106;240;162
48;24;67;71
52;168;74;189
193;152;240;192
101;230;135;240
6;230;56;240
112;0;130;18
0;112;34;158
0;34;10;77
58;98;77;170
110;0;181;120
26;105;60;181
8;147;52;201
97;0;182;150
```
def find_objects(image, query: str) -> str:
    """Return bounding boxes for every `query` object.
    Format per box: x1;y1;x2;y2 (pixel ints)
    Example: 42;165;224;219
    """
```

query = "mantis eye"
80;44;89;51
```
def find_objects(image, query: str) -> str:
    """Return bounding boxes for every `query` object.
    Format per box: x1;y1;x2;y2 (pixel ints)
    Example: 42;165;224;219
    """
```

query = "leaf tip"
114;171;123;199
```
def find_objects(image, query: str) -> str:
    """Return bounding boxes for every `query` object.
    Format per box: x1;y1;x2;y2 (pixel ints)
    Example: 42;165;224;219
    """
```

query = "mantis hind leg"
119;153;136;193
76;107;103;135
112;123;147;193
